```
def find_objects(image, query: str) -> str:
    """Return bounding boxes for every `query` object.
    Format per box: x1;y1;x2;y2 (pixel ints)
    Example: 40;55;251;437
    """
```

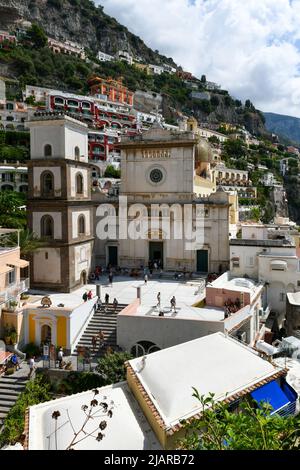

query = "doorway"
108;246;118;266
41;324;51;344
81;270;87;285
196;249;208;273
149;242;164;267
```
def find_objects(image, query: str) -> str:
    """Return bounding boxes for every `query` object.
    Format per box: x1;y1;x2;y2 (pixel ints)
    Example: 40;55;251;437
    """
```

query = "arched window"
44;144;52;157
76;173;84;194
41;215;54;238
78;215;85;235
41;172;54;196
75;146;80;160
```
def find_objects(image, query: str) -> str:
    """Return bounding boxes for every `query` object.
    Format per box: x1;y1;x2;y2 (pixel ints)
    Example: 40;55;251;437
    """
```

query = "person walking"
87;290;93;300
11;353;20;371
92;335;98;351
144;274;148;285
108;271;113;287
28;356;35;379
113;297;119;311
98;330;105;350
82;291;88;302
157;292;161;308
170;296;177;313
57;347;64;369
105;292;109;304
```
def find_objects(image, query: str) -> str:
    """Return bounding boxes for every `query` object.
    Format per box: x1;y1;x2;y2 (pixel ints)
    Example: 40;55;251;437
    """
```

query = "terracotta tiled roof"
23;408;30;450
126;362;287;435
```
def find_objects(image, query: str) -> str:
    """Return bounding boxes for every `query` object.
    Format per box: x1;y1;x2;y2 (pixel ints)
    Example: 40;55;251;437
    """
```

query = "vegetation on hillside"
0;130;29;162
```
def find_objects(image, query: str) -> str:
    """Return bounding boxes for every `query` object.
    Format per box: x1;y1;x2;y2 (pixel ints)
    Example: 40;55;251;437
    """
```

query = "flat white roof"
129;333;283;428
28;382;160;450
287;292;300;306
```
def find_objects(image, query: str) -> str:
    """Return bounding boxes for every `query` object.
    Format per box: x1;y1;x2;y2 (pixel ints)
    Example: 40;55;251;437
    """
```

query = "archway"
41;324;52;344
130;341;161;358
81;270;87;285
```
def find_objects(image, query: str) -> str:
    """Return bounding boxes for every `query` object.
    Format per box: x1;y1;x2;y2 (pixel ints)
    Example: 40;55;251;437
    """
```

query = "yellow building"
23;297;95;353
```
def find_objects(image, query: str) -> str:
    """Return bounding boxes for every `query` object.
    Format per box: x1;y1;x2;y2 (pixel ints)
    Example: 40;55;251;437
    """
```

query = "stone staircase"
0;374;28;426
72;303;127;360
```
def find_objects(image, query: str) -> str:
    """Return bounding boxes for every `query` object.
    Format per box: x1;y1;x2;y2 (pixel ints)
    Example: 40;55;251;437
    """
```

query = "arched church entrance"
41;324;52;344
81;270;87;285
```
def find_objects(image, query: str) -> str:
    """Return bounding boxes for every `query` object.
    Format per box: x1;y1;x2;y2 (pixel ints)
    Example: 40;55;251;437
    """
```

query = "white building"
97;50;114;62
0;164;28;192
230;224;300;316
260;172;280;187
115;50;133;65
48;38;86;60
148;64;165;75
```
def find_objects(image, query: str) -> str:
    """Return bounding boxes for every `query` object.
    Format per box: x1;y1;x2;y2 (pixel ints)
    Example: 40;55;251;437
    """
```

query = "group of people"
156;292;177;315
82;290;93;302
224;298;242;317
93;294;119;313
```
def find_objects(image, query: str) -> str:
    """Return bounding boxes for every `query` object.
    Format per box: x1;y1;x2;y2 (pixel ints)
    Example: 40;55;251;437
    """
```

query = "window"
76;173;84;194
246;256;254;267
78;215;85;235
41;172;54;196
41;215;54;238
44;144;52;157
74;146;80;160
7;268;15;285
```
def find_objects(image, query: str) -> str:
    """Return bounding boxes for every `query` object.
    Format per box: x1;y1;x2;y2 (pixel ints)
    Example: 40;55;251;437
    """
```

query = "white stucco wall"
69;298;95;351
32;212;62;239
72;210;91;238
33;248;61;283
74;242;92;282
33;166;62;196
69;167;89;198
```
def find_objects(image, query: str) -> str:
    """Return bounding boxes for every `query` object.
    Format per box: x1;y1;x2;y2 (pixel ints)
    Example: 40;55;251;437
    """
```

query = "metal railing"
272;401;297;417
0;278;29;305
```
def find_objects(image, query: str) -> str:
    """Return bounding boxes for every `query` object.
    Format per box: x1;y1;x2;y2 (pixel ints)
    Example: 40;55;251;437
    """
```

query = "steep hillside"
0;0;176;66
264;112;300;146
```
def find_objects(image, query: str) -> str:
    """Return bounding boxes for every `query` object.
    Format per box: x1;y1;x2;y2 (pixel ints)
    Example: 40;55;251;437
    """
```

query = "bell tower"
27;112;94;292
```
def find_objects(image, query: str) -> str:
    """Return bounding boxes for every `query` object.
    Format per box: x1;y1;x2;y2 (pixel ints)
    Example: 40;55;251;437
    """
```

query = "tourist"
82;291;88;302
174;271;179;280
157;292;161;308
170;296;177;313
105;293;109;304
154;261;158;270
159;268;163;279
113;297;118;311
96;296;102;310
108;272;113;286
28;356;35;379
57;347;64;369
87;290;93;300
144;274;148;285
92;335;98;351
98;330;105;349
11;353;20;371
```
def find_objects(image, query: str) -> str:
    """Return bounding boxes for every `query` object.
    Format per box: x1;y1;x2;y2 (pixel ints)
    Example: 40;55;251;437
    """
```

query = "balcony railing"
0;278;29;305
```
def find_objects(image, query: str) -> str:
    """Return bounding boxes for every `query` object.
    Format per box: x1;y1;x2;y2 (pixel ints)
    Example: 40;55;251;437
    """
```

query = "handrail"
71;301;96;354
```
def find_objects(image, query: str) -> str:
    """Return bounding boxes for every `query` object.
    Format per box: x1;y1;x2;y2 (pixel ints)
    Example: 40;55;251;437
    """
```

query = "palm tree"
0;229;46;257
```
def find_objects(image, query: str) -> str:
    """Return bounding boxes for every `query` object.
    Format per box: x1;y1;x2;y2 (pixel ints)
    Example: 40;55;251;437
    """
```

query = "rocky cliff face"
0;0;176;66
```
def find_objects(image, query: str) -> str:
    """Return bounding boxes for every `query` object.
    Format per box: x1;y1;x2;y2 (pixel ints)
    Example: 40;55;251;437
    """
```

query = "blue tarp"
250;381;290;413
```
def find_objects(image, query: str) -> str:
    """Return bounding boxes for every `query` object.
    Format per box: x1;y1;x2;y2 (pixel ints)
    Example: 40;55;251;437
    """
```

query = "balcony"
0;278;29;306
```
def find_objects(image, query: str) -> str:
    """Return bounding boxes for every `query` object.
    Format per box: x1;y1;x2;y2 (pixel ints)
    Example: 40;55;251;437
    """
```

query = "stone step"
0;389;22;397
0;398;16;407
0;382;25;390
0;376;27;383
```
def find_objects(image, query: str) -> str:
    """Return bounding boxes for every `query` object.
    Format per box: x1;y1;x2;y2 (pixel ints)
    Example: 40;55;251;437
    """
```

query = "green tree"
0;229;46;257
27;23;48;49
0;191;27;228
0;376;52;447
249;207;261;222
104;165;121;178
178;391;300;450
96;351;132;384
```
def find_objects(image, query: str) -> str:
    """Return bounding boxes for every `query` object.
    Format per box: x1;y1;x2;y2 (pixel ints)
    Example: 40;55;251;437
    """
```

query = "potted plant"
8;300;18;312
10;328;18;345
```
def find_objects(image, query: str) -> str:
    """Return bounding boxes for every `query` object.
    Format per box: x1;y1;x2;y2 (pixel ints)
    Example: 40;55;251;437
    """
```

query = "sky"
96;0;300;118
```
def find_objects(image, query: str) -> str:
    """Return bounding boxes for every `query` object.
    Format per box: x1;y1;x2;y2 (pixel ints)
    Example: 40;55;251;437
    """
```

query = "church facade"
93;125;232;274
